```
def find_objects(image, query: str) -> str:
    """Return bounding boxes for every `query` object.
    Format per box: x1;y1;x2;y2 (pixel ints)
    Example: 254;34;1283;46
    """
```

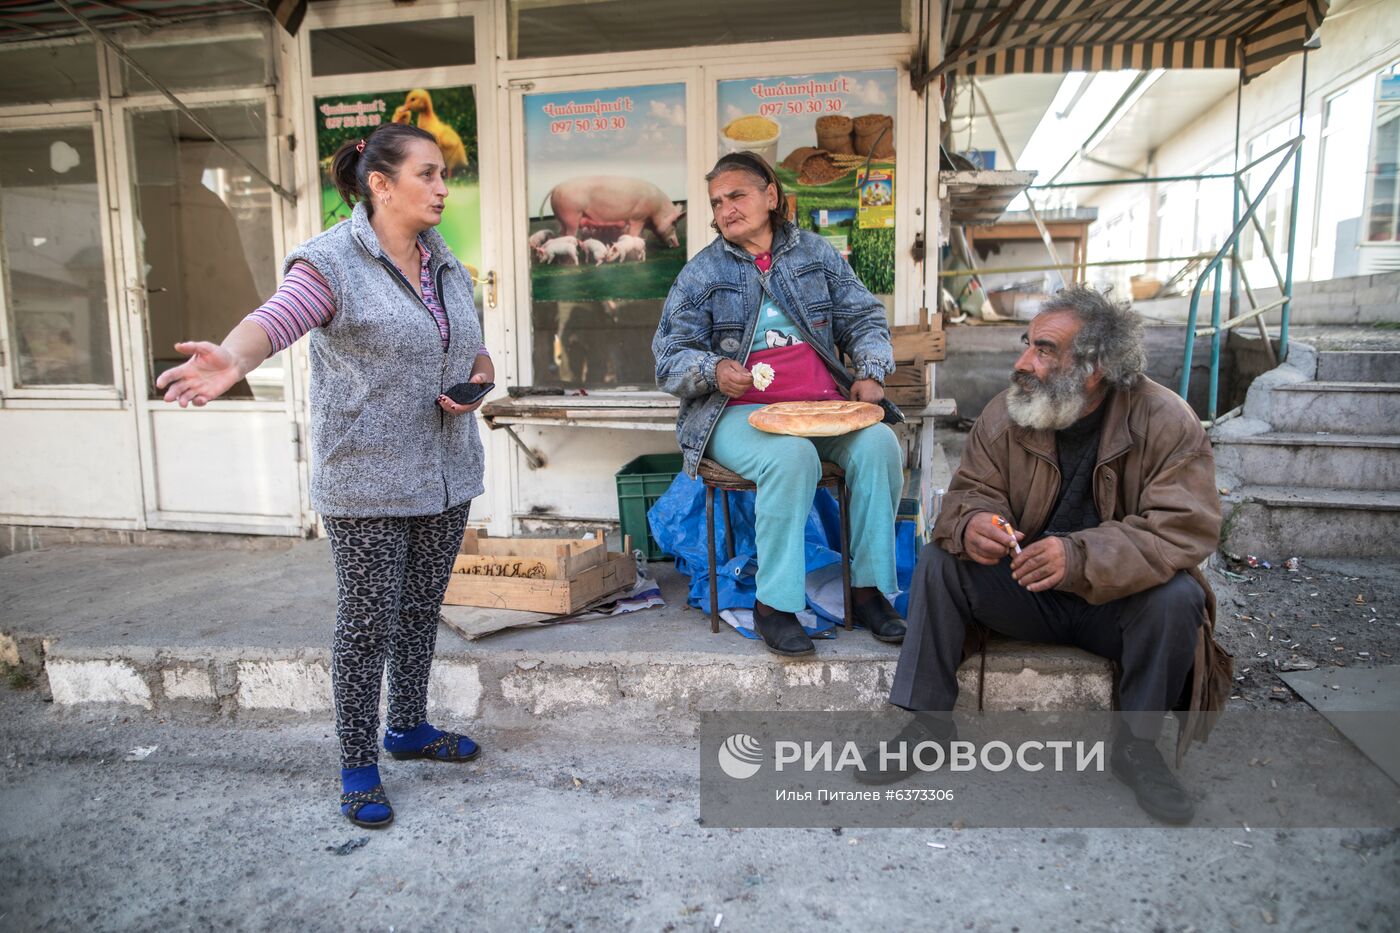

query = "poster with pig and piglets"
524;83;688;303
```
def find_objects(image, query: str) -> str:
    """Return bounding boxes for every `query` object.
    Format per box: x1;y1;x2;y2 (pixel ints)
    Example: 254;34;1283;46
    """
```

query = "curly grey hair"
1040;285;1146;390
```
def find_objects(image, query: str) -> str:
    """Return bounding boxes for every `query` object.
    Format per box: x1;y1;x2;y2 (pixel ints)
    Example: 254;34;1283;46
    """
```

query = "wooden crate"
846;309;944;411
443;529;636;614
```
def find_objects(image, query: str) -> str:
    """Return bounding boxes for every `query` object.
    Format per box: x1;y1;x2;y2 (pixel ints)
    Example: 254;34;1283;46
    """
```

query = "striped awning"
942;0;1328;83
0;1;305;43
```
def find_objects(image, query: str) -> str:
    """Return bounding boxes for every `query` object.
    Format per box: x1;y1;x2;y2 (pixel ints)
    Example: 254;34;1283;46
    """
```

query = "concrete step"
0;546;1112;728
1315;350;1400;383
1269;382;1400;435
24;637;1113;728
1213;432;1400;491
1221;485;1400;559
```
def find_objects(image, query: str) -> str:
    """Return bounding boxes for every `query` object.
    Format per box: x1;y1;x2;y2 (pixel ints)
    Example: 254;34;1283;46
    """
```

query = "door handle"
484;270;497;309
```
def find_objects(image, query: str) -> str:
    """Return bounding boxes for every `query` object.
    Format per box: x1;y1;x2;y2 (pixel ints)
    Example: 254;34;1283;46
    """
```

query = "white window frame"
1360;62;1400;249
502;65;703;388
497;0;917;71
0;35;102;122
0;108;127;404
110;83;293;413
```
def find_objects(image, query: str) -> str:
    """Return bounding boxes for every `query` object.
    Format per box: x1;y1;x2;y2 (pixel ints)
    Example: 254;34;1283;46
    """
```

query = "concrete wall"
937;322;1263;423
1133;270;1400;326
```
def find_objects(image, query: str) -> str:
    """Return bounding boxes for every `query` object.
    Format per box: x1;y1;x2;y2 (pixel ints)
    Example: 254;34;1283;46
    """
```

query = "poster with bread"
716;70;897;295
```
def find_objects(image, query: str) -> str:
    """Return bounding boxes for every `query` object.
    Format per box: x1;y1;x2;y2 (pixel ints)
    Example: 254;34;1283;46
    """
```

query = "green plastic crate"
615;452;683;561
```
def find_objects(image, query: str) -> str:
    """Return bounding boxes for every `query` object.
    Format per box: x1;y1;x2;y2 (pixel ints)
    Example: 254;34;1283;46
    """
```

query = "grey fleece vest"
283;202;485;518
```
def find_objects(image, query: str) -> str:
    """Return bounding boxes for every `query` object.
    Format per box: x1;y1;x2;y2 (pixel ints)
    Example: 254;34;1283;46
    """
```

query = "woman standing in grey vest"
156;122;490;828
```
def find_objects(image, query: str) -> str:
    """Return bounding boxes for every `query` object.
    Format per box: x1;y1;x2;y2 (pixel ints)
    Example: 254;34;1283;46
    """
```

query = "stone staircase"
1213;343;1400;559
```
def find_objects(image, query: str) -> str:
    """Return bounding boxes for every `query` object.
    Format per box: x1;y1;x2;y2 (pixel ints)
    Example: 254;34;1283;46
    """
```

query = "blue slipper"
384;723;480;762
340;784;393;828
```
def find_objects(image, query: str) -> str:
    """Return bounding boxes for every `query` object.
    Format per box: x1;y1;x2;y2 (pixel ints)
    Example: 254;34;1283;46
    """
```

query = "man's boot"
854;714;957;785
753;600;815;657
1110;734;1196;825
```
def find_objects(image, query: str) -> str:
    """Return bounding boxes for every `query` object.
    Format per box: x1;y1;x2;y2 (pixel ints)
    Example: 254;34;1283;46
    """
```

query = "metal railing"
1178;133;1303;423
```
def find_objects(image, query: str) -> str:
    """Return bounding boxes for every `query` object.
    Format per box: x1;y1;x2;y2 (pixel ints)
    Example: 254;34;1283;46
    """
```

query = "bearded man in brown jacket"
884;286;1231;824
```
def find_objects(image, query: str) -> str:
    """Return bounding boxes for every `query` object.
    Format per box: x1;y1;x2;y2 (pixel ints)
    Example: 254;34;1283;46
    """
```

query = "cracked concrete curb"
20;638;1114;732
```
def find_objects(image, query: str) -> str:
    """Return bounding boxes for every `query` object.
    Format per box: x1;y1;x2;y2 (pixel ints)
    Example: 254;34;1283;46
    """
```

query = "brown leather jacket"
934;377;1232;761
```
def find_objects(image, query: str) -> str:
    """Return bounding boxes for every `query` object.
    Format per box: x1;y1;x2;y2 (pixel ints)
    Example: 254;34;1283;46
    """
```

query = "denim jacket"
653;222;901;477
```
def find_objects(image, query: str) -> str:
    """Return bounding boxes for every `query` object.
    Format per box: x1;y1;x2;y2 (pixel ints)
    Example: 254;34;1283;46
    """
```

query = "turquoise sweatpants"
705;404;903;612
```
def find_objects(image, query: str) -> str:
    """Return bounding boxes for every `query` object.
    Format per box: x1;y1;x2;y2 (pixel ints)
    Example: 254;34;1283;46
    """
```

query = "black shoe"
753;601;815;657
851;590;906;644
1110;737;1196;825
854;715;957;785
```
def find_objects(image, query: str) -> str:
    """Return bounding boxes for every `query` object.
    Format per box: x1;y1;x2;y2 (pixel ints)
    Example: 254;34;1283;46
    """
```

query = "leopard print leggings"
323;502;470;769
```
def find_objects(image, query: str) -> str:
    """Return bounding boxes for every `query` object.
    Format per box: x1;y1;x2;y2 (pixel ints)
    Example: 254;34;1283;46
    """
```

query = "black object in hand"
443;381;494;405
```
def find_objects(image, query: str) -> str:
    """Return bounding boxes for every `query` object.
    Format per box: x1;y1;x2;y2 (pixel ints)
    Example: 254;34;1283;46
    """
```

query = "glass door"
116;93;307;534
301;0;502;528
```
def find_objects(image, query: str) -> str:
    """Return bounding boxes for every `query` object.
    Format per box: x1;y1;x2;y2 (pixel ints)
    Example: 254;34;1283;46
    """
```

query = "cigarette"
993;515;1022;554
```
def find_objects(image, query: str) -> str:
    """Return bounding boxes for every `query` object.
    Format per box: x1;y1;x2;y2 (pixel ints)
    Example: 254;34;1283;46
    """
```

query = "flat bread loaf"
747;400;884;437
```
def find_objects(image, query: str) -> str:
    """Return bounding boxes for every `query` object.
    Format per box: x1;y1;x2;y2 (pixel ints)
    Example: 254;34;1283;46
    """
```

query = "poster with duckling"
314;86;482;281
716;70;897;295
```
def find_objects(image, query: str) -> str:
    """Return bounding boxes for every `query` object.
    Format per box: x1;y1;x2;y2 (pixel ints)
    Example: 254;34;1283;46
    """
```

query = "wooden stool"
696;457;853;635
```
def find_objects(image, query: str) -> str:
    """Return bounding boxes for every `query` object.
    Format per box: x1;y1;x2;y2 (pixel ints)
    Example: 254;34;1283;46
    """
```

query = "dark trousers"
889;544;1202;740
323;502;471;769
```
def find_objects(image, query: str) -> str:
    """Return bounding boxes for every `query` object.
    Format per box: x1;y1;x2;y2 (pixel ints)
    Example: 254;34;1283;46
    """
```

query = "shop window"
717;69;898;295
123;28;270;93
130;104;286;401
0;126;114;387
1363;67;1400;243
311;18;476;76
508;0;906;59
313;85;483;279
0;41;100;106
524;82;688;387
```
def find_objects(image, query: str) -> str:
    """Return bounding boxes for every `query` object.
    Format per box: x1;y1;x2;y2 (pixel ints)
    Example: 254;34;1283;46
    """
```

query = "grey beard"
1006;368;1089;431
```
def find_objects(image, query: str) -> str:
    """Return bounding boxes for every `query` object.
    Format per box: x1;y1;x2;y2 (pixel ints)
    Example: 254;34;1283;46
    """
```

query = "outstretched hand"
155;341;243;408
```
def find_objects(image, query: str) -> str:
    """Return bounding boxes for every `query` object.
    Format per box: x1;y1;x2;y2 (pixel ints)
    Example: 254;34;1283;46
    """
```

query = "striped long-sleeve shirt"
246;239;488;357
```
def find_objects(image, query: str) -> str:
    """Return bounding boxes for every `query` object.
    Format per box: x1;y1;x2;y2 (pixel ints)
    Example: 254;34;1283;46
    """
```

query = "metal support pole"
971;79;1067;290
1230;72;1244;355
498;424;546;470
1280;48;1310;362
1033;173;1235;190
1208;262;1224;421
54;0;297;207
1236;259;1279;366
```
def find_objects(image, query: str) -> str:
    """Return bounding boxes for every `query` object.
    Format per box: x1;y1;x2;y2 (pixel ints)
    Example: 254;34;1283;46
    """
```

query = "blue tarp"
646;472;919;626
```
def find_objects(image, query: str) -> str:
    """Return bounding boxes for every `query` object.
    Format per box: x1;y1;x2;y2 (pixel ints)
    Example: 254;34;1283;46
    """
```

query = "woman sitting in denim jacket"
653;151;906;656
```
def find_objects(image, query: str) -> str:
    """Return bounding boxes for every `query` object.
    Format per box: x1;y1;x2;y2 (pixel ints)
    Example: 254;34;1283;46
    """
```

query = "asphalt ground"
1;687;1396;933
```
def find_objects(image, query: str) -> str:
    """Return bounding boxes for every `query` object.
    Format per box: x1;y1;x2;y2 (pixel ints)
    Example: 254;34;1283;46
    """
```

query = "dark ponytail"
329;122;439;215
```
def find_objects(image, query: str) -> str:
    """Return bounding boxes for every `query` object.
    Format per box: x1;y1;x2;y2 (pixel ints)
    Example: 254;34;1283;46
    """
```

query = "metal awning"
939;169;1037;225
0;0;304;43
938;0;1328;83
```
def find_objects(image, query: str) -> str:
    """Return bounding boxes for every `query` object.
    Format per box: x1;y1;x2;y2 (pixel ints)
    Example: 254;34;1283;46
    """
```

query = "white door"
115;89;308;535
297;0;506;531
